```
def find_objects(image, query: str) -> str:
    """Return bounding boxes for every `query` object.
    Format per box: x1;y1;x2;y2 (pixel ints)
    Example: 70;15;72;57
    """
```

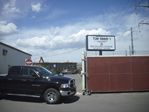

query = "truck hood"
44;75;71;84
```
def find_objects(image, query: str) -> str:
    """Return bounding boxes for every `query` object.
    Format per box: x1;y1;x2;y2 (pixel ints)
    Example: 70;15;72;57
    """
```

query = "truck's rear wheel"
43;88;60;104
0;90;4;99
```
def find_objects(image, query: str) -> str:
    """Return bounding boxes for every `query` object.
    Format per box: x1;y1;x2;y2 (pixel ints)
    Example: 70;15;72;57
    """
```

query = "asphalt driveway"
1;74;149;112
0;92;149;112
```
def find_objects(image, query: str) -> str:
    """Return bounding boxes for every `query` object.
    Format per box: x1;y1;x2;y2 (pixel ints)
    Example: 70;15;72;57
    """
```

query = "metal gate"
84;56;149;93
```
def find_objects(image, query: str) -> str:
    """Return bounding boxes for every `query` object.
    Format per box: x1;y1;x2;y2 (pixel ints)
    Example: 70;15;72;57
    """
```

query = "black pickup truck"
0;66;76;104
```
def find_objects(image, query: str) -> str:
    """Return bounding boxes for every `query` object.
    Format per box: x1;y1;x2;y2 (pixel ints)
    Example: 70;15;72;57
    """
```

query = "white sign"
86;35;116;51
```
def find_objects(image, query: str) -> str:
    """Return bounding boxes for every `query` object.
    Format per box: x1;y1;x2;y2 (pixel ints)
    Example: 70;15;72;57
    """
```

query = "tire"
43;88;60;104
0;91;1;99
0;90;3;99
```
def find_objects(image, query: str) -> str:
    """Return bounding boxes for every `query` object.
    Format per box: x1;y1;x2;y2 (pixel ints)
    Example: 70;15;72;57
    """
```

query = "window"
2;49;8;56
21;67;37;78
22;67;33;77
8;66;21;77
33;67;54;77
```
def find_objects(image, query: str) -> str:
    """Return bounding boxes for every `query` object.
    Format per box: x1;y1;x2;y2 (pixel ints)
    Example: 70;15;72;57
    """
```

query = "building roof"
0;42;32;56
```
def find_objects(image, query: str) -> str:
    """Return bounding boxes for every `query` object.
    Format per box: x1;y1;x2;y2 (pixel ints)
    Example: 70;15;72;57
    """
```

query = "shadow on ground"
61;96;80;104
3;95;44;103
2;95;80;104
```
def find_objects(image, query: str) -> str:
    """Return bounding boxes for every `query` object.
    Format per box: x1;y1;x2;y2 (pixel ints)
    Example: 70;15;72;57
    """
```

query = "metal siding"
0;44;31;74
132;57;149;91
87;56;149;92
87;57;109;92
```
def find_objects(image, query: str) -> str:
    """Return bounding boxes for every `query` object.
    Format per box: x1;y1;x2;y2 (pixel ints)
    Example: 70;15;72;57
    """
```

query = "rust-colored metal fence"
87;56;149;92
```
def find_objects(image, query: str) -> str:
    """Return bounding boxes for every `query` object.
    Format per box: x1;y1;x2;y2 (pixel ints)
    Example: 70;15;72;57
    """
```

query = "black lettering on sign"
93;37;99;40
100;37;108;40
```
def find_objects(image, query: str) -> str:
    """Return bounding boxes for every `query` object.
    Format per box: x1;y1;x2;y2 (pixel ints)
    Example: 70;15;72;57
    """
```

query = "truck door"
20;66;44;95
5;66;23;94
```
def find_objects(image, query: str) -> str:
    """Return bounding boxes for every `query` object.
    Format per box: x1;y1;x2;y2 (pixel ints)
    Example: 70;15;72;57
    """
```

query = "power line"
136;0;149;8
139;22;149;26
49;48;84;57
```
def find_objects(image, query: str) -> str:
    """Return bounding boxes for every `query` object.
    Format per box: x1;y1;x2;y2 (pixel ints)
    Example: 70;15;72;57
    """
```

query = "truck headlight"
61;84;69;88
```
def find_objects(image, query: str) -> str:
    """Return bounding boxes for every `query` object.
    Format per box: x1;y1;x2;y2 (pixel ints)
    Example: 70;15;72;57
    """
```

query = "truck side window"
8;66;21;77
22;67;29;76
22;67;33;78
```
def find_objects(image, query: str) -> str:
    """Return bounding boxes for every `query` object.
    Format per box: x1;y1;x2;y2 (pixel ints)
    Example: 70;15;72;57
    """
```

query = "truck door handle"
32;84;40;87
21;79;27;82
8;78;13;81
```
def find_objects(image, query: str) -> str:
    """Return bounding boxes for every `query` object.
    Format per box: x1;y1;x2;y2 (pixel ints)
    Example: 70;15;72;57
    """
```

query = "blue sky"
0;0;149;62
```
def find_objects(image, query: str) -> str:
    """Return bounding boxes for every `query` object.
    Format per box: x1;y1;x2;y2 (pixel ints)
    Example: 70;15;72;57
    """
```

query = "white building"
0;42;31;74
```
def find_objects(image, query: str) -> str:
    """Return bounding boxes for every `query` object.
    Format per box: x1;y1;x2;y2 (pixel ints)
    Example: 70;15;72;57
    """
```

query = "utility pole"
131;27;135;55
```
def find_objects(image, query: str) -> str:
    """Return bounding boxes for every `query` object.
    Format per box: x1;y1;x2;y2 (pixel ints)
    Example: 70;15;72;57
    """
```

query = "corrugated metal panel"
87;56;149;92
132;57;149;91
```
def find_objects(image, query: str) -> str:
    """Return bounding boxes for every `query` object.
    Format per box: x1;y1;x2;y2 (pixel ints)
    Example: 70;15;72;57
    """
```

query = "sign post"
99;50;102;55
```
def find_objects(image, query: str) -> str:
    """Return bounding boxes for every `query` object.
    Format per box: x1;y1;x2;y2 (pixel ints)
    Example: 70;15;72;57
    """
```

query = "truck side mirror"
59;73;64;76
31;70;40;78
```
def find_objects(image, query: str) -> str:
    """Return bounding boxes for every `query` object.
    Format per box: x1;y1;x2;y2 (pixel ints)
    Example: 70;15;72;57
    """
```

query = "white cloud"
46;9;67;20
2;0;20;14
11;25;109;62
15;27;108;51
2;12;149;62
16;36;49;48
0;21;18;35
31;3;41;13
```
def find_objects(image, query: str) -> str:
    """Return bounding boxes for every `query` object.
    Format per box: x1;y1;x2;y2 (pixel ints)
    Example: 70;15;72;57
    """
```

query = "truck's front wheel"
43;88;60;104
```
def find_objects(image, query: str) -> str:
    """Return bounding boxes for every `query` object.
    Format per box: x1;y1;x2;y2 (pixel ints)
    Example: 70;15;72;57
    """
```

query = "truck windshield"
33;67;54;77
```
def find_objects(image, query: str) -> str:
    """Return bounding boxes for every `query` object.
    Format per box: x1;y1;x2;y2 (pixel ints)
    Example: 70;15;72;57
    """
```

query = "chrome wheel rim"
47;91;56;103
